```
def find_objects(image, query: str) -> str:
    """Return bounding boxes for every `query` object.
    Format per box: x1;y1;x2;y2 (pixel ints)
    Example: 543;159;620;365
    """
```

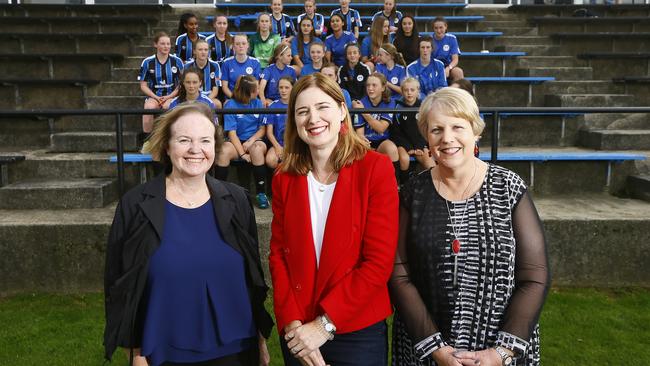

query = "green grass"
0;288;648;366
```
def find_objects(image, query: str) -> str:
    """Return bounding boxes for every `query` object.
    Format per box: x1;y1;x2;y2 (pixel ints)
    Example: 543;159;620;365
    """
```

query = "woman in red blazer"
269;73;399;366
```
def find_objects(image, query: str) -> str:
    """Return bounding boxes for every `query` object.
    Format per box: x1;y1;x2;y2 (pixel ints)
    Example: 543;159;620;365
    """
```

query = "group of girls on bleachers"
138;0;471;207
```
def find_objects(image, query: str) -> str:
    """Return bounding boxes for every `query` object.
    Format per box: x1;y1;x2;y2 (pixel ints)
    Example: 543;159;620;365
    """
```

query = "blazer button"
295;283;302;291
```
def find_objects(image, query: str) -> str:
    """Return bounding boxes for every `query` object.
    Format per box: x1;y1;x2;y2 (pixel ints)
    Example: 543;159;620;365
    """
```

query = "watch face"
504;356;513;366
325;323;334;332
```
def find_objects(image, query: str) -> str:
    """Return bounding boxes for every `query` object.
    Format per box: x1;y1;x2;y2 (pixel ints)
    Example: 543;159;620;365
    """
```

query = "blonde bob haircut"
417;87;485;139
142;102;223;173
280;73;369;175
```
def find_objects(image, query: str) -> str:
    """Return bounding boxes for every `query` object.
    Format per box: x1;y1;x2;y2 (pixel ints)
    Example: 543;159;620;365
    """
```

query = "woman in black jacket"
104;102;273;366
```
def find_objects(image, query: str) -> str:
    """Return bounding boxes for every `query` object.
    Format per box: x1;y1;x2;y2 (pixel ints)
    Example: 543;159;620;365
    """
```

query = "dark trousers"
160;346;258;366
280;320;388;366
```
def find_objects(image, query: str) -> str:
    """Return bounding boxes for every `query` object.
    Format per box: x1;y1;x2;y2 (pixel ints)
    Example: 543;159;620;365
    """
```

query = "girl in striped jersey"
331;0;362;39
297;0;325;38
205;14;233;64
175;13;206;64
139;32;184;133
372;0;403;33
270;0;296;44
184;39;222;108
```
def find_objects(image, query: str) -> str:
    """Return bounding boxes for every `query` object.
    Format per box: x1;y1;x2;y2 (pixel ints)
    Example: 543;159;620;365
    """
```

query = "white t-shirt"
307;172;337;267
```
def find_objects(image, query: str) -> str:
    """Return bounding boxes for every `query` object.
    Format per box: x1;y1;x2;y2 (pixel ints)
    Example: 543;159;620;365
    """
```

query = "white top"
307;171;337;267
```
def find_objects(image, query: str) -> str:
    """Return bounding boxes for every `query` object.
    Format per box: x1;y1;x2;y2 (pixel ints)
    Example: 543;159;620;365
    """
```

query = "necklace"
313;169;335;192
434;161;477;287
170;179;204;207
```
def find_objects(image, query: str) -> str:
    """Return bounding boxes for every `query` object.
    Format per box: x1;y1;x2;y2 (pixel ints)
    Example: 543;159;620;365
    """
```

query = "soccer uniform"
325;31;357;67
300;63;321;76
375;63;406;98
205;33;233;64
297;13;326;36
221;56;262;87
184;59;222;96
138;54;185;97
262;99;288;147
223;98;265;141
261;63;297;101
168;94;216;110
406;58;447;98
371;10;403;31
338;61;372;100
433;34;461;67
390;98;426;151
271;13;296;40
331;8;362;33
291;38;324;66
175;33;206;64
354;95;395;146
248;33;282;69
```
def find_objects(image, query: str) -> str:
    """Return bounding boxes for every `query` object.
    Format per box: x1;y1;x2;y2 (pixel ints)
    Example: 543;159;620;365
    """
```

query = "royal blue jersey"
297;13;326;36
261;64;297;101
271;13;296;39
354;96;394;141
371;10;403;31
406;58;447;97
375;63;406;97
433;34;461;66
291;38;324;66
360;34;394;59
223;98;264;141
221;56;262;86
262;99;288;146
300;63;322;77
169;94;216;110
330;8;362;33
184;59;222;96
325;31;357;67
175;33;206;64
205;33;233;64
138;54;184;97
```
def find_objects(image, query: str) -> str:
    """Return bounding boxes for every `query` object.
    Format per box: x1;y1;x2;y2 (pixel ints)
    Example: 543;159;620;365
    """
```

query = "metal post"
491;112;499;164
115;113;125;197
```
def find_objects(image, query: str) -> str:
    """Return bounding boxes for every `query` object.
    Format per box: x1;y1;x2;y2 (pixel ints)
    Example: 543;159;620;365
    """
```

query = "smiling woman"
104;103;274;366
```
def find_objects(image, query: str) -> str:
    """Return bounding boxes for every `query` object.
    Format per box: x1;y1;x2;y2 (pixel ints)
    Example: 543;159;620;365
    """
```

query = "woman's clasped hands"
433;346;505;366
284;320;331;366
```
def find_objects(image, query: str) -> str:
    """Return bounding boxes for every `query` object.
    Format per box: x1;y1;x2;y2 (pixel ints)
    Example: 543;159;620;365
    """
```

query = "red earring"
340;123;348;135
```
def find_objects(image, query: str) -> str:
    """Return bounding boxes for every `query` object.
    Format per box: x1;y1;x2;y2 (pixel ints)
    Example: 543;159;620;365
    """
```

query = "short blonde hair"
280;73;369;175
417;87;485;139
142;103;223;173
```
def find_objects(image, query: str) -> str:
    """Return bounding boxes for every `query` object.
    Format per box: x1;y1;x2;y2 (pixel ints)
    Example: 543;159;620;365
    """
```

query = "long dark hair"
297;17;316;61
394;14;419;60
177;12;197;36
327;13;346;37
214;14;233;48
177;68;203;102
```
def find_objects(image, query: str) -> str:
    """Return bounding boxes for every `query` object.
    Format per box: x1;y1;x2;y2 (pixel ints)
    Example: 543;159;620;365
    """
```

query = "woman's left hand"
453;348;502;366
285;319;329;358
258;335;270;366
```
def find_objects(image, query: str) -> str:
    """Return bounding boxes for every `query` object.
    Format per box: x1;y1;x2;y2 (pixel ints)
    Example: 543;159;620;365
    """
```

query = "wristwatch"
319;315;336;340
495;346;513;366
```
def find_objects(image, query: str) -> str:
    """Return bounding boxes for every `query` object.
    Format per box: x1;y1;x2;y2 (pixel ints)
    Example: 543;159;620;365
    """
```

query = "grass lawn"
0;288;648;365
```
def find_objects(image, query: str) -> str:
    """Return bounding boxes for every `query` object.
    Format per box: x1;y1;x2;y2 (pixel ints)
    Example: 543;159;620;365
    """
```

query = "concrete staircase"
1;4;650;294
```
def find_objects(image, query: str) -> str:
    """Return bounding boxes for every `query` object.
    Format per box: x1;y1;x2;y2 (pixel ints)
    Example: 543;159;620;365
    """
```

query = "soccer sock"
253;164;267;194
400;168;410;185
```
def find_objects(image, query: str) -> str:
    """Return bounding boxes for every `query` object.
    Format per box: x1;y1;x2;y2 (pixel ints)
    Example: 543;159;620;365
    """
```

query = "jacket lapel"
286;174;318;277
139;175;166;240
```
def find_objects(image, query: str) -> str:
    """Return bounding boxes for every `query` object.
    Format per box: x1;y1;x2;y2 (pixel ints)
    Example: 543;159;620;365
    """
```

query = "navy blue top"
141;200;256;366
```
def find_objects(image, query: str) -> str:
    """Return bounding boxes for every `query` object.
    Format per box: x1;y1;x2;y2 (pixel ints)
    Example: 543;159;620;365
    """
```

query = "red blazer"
269;151;399;334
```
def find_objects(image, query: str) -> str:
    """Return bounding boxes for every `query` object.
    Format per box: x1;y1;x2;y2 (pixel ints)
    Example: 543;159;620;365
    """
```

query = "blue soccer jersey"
263;100;288;146
331;8;362;33
406;58;447;97
371;10;403;31
184;59;222;96
261;64;297;101
205;33;233;64
169;94;216;110
433;34;461;66
175;33;207;63
375;63;406;97
221;56;262;86
300;63;322;76
354;96;395;142
271;13;297;39
291;38;324;66
297;13;326;36
223;98;264;141
325;31;357;67
138;54;185;97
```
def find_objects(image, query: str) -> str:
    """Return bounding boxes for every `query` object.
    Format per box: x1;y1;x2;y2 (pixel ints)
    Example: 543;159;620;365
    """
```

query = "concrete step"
0;178;118;209
627;174;650;202
135;45;158;57
111;67;139;82
0;118;50;149
122;56;146;69
86;96;143;109
52;115;141;133
50;131;139;153
517;56;587;68
491;35;552;46
516;67;593;80
474;20;529;29
0;83;88;109
583;113;648;129
579;130;650;150
6;151;119;183
540;81;626;98
494;44;563;56
545;94;637;107
88;81;142;97
489;27;538;36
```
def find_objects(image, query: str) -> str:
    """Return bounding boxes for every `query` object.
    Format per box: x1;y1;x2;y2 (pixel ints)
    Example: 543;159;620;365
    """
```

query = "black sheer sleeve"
389;204;447;359
498;191;550;354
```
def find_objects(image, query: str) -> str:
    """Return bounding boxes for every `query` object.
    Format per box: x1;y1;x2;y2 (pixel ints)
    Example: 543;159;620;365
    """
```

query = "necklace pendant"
452;239;461;254
318;185;325;192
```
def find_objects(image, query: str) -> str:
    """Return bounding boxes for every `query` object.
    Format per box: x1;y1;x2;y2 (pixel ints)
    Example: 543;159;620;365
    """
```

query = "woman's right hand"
297;348;329;366
432;346;464;366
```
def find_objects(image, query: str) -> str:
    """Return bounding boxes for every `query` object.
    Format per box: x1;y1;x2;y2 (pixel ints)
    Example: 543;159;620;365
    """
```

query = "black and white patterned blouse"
390;164;550;366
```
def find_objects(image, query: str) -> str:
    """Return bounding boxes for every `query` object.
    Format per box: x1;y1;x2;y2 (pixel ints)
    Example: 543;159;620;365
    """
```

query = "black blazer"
103;174;274;361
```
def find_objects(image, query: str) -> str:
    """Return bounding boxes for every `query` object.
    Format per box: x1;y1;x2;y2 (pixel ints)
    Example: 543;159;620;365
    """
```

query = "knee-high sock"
253;164;267;194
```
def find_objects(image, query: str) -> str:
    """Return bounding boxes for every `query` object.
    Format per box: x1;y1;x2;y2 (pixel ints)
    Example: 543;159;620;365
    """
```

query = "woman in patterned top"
389;87;550;366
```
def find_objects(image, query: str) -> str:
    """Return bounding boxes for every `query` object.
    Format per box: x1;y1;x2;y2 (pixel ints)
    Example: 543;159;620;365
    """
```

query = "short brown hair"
417;87;485;140
233;75;258;104
142;103;223;173
280;73;368;175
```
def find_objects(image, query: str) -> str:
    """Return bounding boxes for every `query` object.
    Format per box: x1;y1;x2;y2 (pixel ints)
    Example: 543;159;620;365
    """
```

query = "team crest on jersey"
149;69;155;74
415;113;420;120
443;45;450;52
210;72;216;79
171;66;178;73
285;22;291;27
391;77;398;84
182;45;186;50
246;67;253;74
356;75;364;82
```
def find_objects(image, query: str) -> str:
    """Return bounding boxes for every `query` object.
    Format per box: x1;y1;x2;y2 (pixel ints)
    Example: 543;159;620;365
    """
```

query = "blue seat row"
215;3;467;9
205;15;484;23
